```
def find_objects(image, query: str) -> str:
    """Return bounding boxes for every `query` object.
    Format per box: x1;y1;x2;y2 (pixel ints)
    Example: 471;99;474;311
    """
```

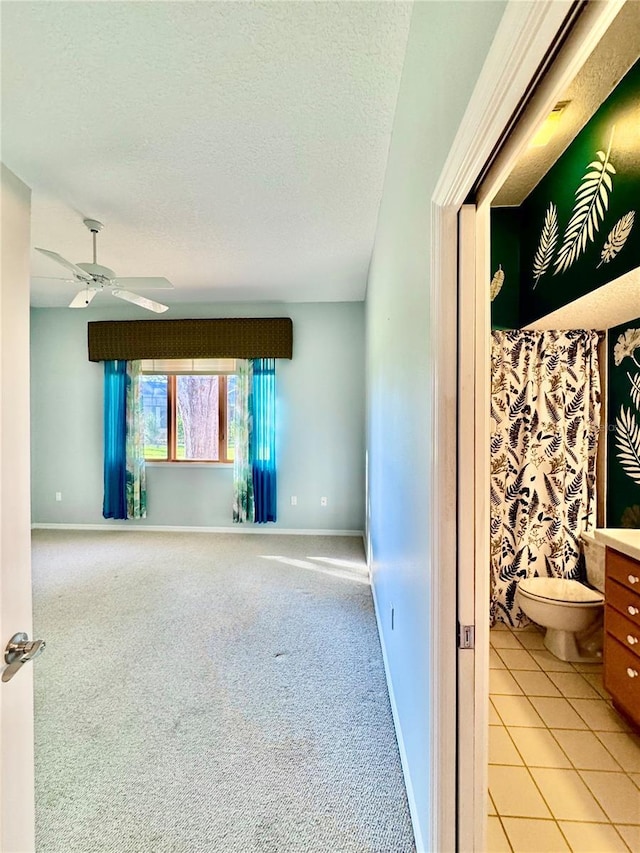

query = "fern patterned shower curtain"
490;330;601;626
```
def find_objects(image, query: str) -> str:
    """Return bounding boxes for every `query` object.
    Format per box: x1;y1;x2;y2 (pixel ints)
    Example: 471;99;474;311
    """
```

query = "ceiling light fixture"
529;101;570;149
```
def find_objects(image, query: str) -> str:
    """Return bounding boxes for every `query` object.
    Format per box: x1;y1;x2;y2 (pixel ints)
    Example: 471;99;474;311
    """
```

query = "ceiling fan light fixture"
34;218;174;313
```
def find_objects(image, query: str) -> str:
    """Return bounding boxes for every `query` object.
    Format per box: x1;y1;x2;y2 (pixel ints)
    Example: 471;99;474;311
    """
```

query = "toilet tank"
581;531;605;593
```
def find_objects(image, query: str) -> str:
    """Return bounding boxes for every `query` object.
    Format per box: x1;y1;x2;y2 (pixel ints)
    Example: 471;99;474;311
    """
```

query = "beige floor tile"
502;817;569;852
548;671;600;700
616;823;640;851
489;725;524;766
490;669;524;696
512;670;561;697
492;695;545;728
632;773;640;790
490;648;507;670
530;696;588;730
491;632;524;650
488;793;497;815
572;660;604;673
492;622;510;631
496;648;540;670
570;699;632;733
594;732;640;773
551;729;622;771
489;700;502;725
517;631;544;651
558;821;629;852
581;672;611;700
508;727;571;769
486;816;511;852
530;650;575;672
580;770;640;824
529;767;607;822
489;765;552;818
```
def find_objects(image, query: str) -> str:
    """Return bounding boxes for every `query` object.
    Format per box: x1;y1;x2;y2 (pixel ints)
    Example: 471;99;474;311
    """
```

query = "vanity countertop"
594;529;640;563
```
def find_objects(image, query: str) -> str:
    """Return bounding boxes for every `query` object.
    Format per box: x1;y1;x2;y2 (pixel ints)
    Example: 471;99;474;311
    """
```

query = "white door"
1;164;36;852
457;203;491;852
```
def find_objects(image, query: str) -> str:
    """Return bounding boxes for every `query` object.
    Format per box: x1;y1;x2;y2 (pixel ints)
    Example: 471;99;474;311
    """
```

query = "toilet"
515;533;605;662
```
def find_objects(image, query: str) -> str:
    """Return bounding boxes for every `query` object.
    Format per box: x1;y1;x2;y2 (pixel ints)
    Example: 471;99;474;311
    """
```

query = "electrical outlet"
55;492;62;502
320;496;328;506
290;496;297;506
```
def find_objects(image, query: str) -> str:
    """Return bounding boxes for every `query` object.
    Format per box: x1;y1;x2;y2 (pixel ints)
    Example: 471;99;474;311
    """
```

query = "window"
140;359;237;463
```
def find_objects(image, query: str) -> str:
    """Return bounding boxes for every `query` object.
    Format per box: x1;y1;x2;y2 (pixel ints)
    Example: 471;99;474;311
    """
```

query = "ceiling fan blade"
32;276;77;284
69;288;99;308
111;276;174;290
35;248;92;281
112;289;169;314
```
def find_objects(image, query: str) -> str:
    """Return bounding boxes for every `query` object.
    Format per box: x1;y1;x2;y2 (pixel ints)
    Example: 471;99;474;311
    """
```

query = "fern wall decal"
615;405;640;486
630;372;640;412
554;128;616;275
490;265;505;301
597;210;635;268
532;202;558;288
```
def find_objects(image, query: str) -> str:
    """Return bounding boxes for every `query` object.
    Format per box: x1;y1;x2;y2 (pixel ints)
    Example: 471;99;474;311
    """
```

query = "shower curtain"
490;330;601;626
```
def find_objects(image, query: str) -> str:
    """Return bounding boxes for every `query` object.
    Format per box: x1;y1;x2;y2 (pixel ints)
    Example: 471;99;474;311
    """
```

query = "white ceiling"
1;1;413;307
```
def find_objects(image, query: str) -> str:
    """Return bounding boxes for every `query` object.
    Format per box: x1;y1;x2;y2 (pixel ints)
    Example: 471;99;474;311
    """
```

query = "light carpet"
32;531;415;853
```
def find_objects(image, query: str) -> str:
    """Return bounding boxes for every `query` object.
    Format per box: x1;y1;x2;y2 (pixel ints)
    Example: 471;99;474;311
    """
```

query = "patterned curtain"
490;330;601;626
252;358;277;523
103;360;128;520
126;360;147;519
233;359;255;523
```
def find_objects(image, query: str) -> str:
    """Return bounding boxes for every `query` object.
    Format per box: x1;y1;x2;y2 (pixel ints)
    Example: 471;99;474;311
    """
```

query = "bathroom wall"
607;316;640;528
491;58;640;329
490;208;521;330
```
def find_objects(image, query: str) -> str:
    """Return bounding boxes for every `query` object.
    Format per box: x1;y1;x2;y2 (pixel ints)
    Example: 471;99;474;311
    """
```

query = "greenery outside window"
140;359;237;463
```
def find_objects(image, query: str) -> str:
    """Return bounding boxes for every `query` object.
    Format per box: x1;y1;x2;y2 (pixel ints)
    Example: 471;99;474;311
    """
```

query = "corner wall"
31;301;365;531
365;3;506;847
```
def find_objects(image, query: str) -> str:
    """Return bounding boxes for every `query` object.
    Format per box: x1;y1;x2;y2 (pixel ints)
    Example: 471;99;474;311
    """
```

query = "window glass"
141;375;168;459
176;375;220;461
227;374;237;461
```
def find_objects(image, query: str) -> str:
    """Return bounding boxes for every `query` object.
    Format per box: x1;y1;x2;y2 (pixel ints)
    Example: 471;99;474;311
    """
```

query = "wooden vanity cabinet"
604;548;640;729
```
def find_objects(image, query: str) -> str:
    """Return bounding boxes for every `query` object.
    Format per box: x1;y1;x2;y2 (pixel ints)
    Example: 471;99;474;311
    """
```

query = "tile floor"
488;622;640;852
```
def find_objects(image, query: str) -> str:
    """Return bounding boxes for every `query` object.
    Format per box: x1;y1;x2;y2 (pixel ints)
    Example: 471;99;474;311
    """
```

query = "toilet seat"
519;577;604;606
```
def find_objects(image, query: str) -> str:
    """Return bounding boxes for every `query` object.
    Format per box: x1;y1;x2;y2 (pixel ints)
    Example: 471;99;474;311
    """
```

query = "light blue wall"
31;301;365;531
365;2;505;847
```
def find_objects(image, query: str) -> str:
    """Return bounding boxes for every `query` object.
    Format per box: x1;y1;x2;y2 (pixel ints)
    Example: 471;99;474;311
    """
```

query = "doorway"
455;3;639;851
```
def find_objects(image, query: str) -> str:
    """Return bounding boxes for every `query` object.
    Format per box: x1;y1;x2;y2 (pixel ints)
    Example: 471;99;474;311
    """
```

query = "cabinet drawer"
603;636;640;727
607;548;640;593
606;607;640;659
606;577;640;627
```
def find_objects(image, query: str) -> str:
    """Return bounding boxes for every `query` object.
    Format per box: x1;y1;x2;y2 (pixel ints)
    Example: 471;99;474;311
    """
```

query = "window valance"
88;318;293;362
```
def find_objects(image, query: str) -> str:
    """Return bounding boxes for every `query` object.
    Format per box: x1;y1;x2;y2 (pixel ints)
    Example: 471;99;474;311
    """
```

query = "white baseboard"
31;522;364;537
370;578;426;853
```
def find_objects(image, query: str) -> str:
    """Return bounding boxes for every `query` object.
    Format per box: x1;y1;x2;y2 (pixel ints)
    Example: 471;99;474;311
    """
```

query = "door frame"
428;1;626;850
1;165;35;851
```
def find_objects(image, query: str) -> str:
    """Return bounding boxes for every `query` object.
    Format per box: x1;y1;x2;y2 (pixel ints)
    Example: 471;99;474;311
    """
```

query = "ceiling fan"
35;219;172;313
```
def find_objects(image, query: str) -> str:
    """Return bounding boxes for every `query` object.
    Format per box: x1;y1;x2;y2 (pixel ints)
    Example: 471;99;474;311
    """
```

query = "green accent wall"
521;59;640;324
491;58;640;329
490;208;521;329
607;318;640;528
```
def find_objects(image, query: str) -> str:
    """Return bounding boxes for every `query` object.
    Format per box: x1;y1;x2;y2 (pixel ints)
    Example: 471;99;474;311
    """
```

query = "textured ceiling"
525;266;640;331
1;1;412;307
495;1;640;206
